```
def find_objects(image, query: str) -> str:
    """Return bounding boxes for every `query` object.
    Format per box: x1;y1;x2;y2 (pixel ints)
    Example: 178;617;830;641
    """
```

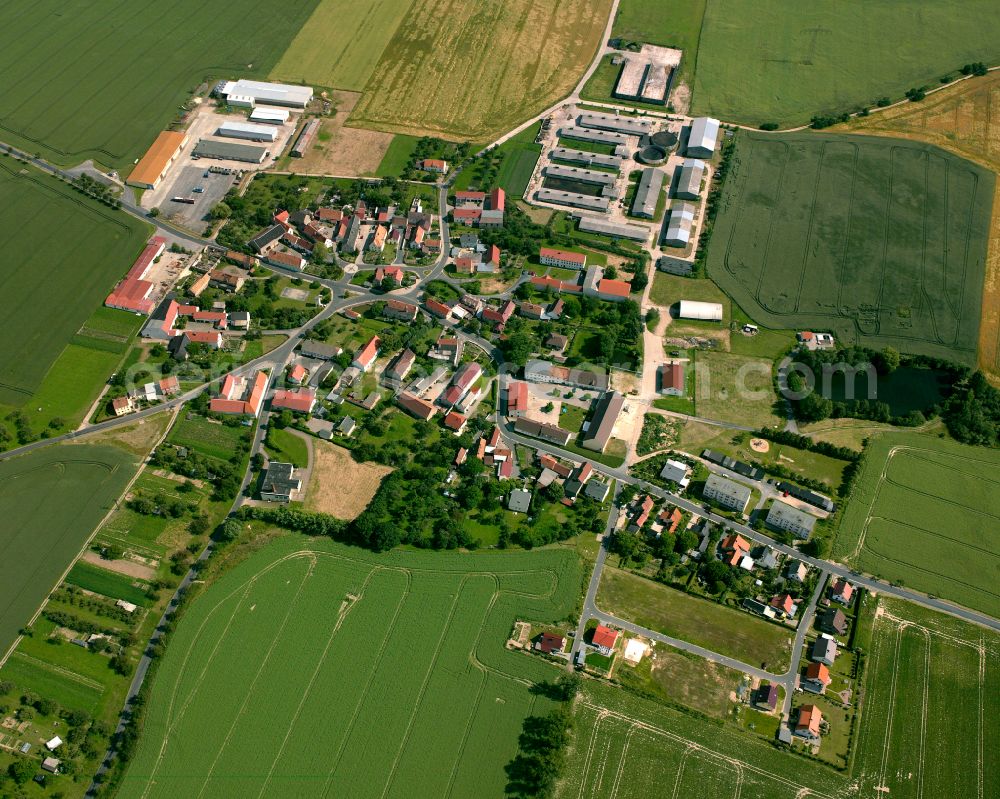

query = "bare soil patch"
750;438;770;453
305;439;392;520
81;550;156;581
290;91;393;177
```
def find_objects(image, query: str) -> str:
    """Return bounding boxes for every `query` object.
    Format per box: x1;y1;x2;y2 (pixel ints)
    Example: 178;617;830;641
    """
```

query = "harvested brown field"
305;439;392;520
81;550;156;581
839;72;1000;380
288;91;393;177
349;0;613;141
71;410;174;456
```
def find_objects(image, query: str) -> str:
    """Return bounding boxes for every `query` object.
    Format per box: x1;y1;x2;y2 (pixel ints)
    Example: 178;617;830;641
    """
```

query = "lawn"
837;70;1000;382
374;134;422;177
694;351;784;429
851;594;1000;799
691;0;1000;127
265;428;310;470
119;536;580;797
706;130;994;365
558;681;848;799
0;443;142;656
0;0;319;167
677;420;849;492
834;430;1000;617
168;414;250;463
597;566;793;672
0;652;103;715
65;561;151;607
0;162;150;408
270;0;412;92
650;272;730;315
349;0;613;141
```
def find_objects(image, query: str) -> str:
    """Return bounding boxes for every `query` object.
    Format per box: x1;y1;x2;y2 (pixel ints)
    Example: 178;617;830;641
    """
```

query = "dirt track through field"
305;439;392;519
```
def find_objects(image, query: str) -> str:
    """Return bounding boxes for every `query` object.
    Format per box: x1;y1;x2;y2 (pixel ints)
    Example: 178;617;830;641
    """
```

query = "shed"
678;300;723;322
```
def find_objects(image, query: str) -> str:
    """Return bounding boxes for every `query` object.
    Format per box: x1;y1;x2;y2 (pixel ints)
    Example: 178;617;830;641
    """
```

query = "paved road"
568;496;618;668
780;570;829;719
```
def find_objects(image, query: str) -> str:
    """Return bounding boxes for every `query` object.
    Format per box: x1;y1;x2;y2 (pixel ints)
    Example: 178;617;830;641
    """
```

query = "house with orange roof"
795;705;823;740
271;388;316;414
769;593;798;618
105;236;167;315
591;625;619;655
288;364;308;385
719;533;751;567
352;336;380;371
829;579;854;606
210;370;268;416
803;663;832;694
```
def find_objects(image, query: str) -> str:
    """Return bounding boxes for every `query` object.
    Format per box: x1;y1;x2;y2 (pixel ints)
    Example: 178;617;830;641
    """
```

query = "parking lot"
141;101;301;229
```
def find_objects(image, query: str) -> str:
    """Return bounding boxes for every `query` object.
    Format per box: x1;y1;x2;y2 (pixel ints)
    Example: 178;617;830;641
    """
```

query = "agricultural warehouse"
550;147;623;169
687;117;720;157
678;300;723;322
674;159;706;200
577;216;650;241
703;473;752;513
127;131;188;189
192;139;268;164
291;119;320;157
663;201;696;247
216;121;279;142
559;126;629;147
544;164;618;186
249;107;290;124
766;500;817;539
583;390;624;452
578;111;655;137
217;79;313;108
632;167;664;218
536;188;611;212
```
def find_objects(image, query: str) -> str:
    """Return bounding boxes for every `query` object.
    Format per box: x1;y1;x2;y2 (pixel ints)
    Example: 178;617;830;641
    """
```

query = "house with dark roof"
811;635;838;666
534;632;565;655
754;683;778;712
819;607;848;636
249;224;285;254
260;462;301;503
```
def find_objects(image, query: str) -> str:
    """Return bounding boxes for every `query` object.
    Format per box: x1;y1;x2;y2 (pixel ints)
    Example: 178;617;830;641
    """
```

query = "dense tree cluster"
942;371;1000;446
505;676;580;798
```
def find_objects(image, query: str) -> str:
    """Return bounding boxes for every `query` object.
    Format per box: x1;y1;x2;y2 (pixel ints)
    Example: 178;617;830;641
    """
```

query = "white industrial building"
632;167;664;218
678;300;723;322
226;94;256;109
217;79;313;109
578;112;655;137
250;107;291;124
662;201;696;247
687;117;720;158
217;121;279;142
675;159;706;200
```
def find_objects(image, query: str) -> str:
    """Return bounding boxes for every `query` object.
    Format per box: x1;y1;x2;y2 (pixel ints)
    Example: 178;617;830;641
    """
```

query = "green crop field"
835;431;1000;617
270;0;412;92
707;131;994;365
65;561;151;607
0;443;140;658
349;0;612;141
852;595;1000;799
120;537;580;797
0;0;319;167
691;0;1000;127
598;567;793;672
558;681;847;799
0;163;150;408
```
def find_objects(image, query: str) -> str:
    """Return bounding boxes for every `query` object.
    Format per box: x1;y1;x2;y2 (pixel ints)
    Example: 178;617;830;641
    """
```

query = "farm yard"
852;594;1000;799
0;443;140;658
0;163;150;412
119;537;580;798
305;440;392;520
707;131;994;365
348;0;613;141
557;681;847;799
0;0;318;168
835;431;1000;617
690;0;1000;127
836;70;1000;381
269;0;411;92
